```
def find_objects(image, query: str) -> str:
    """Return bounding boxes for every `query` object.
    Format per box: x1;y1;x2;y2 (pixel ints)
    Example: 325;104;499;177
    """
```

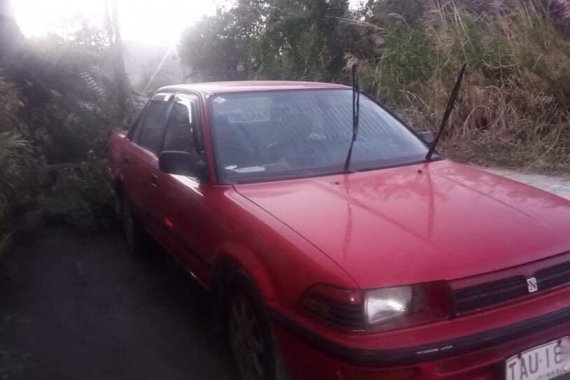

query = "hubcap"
229;295;265;380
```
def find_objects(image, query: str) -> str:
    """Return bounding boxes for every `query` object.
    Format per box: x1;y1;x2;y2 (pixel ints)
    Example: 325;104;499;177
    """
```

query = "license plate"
506;337;570;380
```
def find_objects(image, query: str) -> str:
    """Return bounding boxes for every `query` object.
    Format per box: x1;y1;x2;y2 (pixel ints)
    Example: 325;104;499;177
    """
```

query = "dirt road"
0;227;234;380
485;168;570;200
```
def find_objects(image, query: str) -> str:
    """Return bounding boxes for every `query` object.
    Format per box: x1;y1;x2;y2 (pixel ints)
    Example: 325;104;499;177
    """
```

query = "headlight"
300;282;451;332
365;286;413;325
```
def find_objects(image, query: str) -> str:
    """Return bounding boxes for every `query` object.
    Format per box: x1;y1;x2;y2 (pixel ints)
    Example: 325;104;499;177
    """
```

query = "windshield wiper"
343;60;360;172
426;64;467;161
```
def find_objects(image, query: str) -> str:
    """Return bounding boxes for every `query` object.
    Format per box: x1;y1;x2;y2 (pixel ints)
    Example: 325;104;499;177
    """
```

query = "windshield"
210;89;429;184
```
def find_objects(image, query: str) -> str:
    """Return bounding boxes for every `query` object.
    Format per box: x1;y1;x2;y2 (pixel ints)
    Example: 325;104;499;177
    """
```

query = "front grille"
453;258;570;315
453;276;528;315
535;260;570;290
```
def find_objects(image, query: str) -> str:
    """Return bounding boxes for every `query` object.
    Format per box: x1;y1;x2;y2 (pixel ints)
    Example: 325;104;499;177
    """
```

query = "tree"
179;0;353;82
180;1;267;81
253;0;351;81
104;0;132;117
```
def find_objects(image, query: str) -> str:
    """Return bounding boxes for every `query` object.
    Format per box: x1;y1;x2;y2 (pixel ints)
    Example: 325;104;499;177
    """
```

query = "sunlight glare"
14;0;217;44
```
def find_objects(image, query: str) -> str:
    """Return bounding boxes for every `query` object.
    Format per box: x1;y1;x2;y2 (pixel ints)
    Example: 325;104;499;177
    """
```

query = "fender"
211;240;279;305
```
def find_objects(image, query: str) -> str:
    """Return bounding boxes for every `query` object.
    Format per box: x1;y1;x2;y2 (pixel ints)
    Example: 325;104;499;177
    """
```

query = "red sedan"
109;81;570;380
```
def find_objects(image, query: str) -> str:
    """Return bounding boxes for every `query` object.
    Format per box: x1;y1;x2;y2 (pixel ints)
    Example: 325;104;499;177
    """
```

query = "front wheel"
225;274;288;380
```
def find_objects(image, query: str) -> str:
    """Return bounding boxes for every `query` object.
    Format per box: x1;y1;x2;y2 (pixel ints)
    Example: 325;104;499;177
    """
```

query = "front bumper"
271;303;570;379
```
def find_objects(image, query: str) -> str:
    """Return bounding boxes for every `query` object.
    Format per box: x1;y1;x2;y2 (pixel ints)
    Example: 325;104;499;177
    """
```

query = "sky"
12;0;364;45
13;0;219;44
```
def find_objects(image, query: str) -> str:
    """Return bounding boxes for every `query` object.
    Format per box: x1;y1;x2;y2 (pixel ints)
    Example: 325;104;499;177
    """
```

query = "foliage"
0;133;41;222
20;33;126;163
369;0;570;171
359;0;570;171
42;158;116;232
0;74;42;252
180;0;353;82
253;0;351;81
180;0;267;81
0;19;129;235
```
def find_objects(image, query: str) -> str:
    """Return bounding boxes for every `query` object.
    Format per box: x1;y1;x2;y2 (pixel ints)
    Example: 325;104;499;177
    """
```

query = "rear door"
122;93;173;235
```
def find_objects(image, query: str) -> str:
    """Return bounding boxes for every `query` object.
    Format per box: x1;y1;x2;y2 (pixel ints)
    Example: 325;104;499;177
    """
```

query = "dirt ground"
0;227;235;380
485;168;570;200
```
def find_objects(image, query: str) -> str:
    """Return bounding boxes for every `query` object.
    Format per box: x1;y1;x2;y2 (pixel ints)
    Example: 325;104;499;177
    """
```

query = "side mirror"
159;151;207;181
418;131;435;145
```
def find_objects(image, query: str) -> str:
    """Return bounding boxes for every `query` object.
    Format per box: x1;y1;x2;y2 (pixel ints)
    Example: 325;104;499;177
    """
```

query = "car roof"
158;81;349;96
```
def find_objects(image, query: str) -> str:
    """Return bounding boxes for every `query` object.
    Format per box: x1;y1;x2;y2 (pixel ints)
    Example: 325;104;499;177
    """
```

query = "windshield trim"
207;88;439;185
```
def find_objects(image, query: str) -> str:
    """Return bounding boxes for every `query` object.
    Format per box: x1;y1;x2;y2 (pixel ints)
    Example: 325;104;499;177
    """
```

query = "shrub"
41;158;115;232
0;74;44;253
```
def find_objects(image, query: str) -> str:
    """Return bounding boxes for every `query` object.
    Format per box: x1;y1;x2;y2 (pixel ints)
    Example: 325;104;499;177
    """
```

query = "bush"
0;74;44;253
41;158;116;232
0;28;130;234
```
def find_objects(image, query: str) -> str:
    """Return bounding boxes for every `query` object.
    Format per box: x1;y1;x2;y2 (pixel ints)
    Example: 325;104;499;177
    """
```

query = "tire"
121;197;149;255
224;273;288;380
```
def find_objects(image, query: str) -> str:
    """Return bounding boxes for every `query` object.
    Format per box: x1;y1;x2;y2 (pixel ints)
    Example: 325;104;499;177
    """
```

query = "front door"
155;93;213;278
123;93;173;237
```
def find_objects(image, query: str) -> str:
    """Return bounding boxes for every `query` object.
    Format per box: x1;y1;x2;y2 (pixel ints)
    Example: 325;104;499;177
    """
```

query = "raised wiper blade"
426;64;467;161
343;59;360;172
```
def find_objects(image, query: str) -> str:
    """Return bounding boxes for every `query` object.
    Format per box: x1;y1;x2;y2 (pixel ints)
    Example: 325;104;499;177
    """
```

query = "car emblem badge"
527;277;538;293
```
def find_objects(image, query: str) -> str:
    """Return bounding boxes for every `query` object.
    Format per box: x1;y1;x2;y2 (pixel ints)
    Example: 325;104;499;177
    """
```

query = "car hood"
234;161;570;288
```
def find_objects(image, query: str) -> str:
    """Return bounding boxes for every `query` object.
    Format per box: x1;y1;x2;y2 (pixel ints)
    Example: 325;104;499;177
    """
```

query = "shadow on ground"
0;226;235;380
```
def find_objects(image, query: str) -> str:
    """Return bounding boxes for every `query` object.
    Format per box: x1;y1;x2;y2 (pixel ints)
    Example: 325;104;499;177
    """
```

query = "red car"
109;81;570;380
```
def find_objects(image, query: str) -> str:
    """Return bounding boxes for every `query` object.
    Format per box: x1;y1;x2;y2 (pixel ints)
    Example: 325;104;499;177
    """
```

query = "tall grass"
359;0;570;171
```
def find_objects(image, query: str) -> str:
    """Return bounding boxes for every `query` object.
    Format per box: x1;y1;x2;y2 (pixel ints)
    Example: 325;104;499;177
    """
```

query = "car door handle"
150;174;159;188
